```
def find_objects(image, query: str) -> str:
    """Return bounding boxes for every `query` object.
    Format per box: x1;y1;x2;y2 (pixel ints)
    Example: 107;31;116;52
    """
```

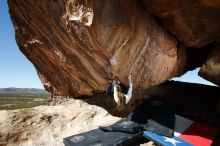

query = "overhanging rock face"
200;44;220;86
142;0;220;48
142;0;220;86
8;0;186;96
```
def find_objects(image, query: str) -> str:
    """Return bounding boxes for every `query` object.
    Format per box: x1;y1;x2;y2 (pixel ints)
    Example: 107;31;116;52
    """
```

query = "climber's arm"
125;75;132;104
113;80;119;104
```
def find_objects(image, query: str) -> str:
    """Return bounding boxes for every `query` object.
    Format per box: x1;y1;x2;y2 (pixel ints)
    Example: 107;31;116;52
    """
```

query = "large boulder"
142;0;220;48
142;0;220;85
8;0;186;96
0;99;120;146
200;44;220;86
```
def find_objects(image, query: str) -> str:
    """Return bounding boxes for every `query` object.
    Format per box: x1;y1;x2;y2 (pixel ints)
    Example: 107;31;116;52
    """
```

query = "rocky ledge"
0;99;120;146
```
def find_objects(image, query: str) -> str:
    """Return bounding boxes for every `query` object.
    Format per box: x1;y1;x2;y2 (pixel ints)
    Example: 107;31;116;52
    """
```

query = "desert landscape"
1;0;220;145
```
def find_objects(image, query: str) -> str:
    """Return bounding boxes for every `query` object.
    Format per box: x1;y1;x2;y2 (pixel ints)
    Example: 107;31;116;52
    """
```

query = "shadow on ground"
76;81;220;126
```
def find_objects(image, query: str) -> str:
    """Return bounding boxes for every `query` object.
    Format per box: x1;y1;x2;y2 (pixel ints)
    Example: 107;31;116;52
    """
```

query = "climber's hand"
128;74;132;82
108;80;113;84
112;80;117;85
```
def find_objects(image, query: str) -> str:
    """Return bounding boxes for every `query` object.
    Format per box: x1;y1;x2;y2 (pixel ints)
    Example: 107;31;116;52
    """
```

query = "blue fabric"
143;131;193;146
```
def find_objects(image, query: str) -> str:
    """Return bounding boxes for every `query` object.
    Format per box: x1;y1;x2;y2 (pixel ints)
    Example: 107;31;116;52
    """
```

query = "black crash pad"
63;128;143;146
63;99;183;146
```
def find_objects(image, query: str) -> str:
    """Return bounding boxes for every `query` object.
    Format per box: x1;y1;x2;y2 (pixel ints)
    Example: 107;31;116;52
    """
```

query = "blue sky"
0;1;216;89
172;68;216;86
0;1;43;89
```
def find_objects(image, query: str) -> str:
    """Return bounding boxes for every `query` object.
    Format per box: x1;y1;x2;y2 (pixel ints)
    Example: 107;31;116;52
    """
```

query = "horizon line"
0;87;45;89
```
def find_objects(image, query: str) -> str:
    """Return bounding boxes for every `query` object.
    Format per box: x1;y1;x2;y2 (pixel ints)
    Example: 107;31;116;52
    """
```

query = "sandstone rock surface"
200;45;220;86
7;0;220;103
142;0;220;48
0;99;120;146
142;0;220;85
8;0;186;97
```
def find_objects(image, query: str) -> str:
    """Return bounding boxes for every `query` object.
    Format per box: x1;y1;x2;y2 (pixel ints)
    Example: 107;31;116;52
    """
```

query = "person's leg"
106;80;113;97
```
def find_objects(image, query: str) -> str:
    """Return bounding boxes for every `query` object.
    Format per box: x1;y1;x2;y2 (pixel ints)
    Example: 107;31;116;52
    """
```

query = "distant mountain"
0;87;50;95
